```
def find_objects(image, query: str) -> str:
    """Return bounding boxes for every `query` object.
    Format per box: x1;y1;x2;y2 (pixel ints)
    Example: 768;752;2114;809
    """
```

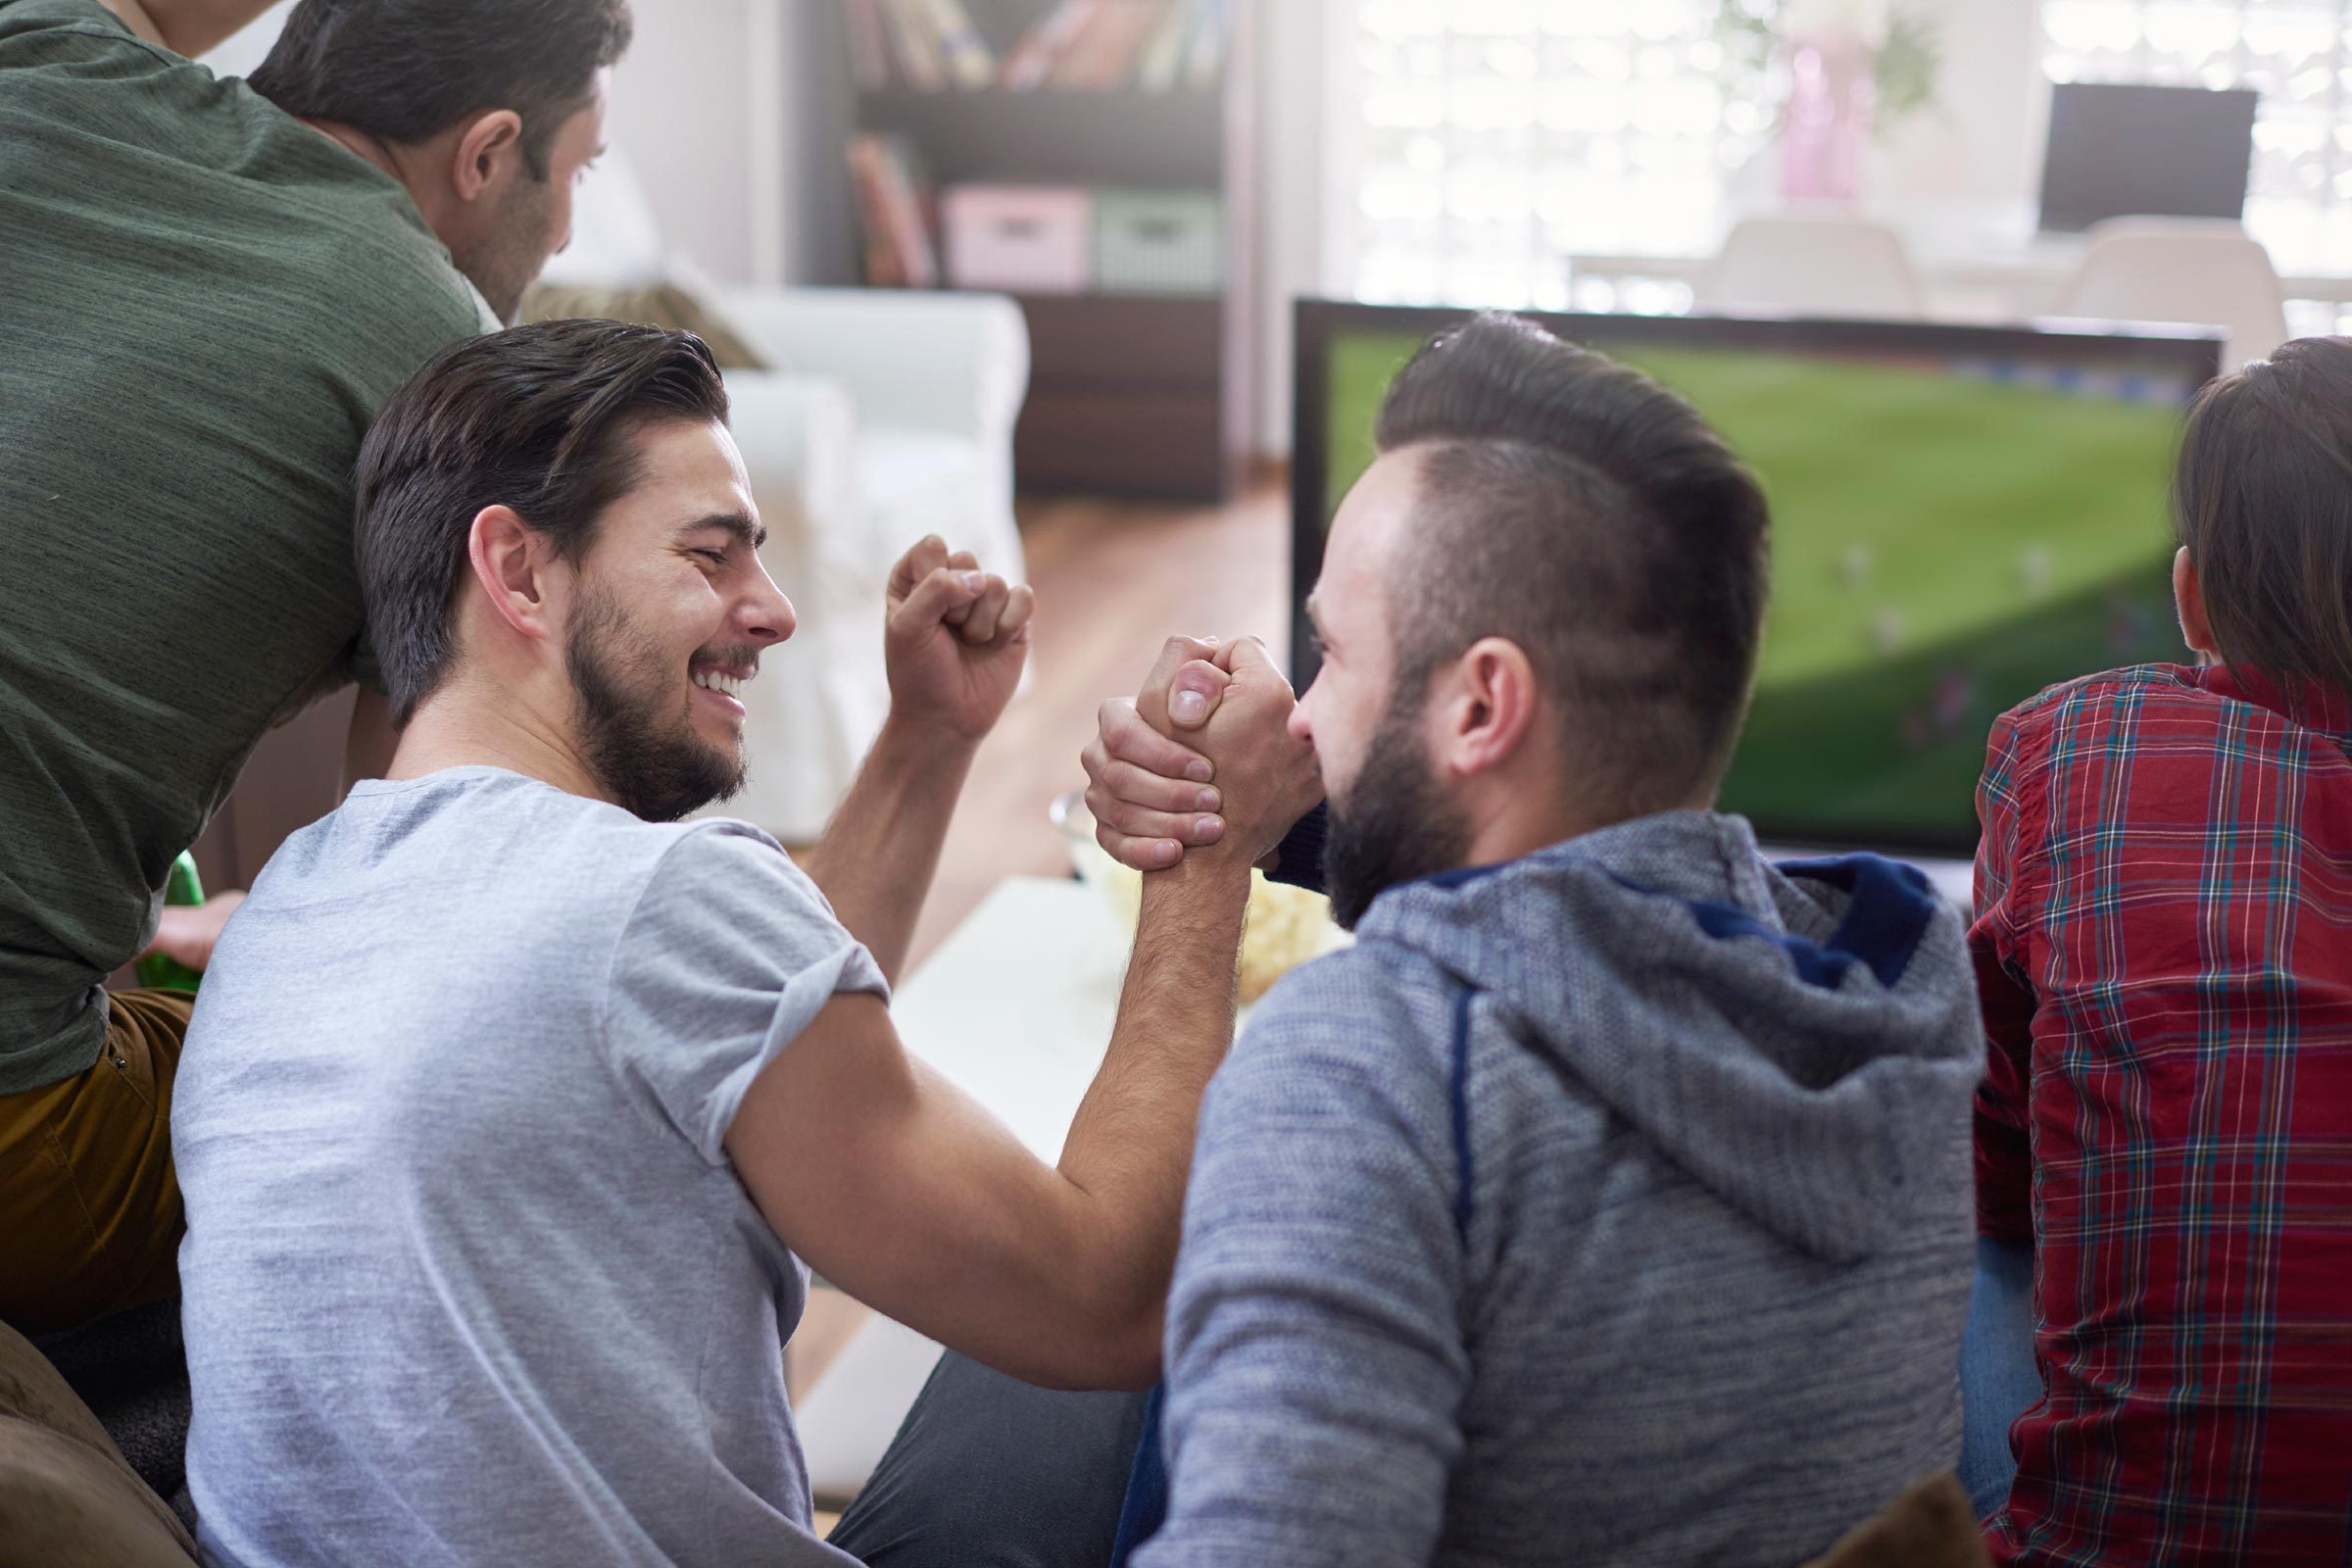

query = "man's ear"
467;505;556;643
1432;637;1540;779
2173;545;2219;661
449;109;526;203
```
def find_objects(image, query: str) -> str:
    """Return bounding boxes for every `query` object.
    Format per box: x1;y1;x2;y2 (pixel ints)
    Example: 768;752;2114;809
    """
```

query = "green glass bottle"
134;851;206;995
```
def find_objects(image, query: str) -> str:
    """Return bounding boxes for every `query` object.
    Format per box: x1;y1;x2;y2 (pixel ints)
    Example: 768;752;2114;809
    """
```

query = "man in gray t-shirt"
172;320;1316;1567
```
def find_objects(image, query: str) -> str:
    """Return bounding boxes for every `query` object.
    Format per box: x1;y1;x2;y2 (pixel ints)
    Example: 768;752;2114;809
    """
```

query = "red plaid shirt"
1973;662;2352;1566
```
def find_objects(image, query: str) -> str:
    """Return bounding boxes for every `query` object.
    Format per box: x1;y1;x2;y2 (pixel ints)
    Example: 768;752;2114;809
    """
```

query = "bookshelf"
844;0;1256;502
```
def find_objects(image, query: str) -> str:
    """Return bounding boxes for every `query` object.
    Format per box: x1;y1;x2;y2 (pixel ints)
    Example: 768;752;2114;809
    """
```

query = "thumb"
1166;661;1230;729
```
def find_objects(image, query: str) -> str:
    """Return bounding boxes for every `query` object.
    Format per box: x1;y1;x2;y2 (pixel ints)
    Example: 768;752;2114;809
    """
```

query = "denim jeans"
1958;1235;2041;1520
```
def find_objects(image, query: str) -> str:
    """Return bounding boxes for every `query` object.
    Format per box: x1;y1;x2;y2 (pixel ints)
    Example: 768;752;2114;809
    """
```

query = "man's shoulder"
613;813;857;976
1216;940;1465;1124
273;773;791;920
0;0;143;51
250;187;481;383
1245;940;1456;1052
0;1;482;372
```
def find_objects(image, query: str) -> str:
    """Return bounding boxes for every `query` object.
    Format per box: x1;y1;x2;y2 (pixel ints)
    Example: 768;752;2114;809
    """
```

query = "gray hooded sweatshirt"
1134;811;1982;1568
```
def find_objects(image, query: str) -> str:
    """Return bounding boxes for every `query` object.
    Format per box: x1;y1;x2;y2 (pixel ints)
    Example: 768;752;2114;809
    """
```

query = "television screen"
2039;82;2258;232
1293;305;2224;855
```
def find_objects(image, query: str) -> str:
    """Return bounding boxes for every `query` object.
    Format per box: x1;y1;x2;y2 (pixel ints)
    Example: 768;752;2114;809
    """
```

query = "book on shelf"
1001;0;1097;89
858;0;1228;93
1050;0;1161;89
846;131;940;288
881;0;944;90
847;0;891;88
922;0;998;89
1182;0;1227;90
1133;0;1194;92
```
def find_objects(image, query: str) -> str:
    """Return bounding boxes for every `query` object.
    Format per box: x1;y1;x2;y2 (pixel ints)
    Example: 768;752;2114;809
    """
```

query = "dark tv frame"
1289;299;2225;856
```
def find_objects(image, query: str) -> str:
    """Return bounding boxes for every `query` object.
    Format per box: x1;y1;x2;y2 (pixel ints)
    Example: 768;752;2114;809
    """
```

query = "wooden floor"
904;472;1291;972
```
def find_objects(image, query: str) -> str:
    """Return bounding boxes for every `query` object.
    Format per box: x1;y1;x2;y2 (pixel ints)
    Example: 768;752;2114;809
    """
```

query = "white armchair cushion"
720;370;869;841
701;291;1032;844
716;287;1030;443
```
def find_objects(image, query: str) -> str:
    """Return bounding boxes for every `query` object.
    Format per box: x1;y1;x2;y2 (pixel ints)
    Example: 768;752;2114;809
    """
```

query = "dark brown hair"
354;319;730;723
249;0;633;179
1373;312;1772;815
2174;336;2352;699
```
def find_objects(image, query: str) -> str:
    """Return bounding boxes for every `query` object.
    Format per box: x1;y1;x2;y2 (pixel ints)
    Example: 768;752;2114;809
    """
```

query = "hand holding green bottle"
135;852;244;994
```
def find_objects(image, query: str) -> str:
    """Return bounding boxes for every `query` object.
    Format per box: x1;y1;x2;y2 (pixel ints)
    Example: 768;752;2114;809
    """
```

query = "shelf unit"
847;1;1256;501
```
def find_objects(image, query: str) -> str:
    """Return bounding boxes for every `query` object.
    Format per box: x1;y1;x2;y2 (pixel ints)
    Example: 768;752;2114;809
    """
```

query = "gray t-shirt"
174;767;887;1568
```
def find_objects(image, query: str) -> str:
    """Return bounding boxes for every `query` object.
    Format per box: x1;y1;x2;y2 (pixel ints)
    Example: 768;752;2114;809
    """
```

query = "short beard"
1323;699;1473;931
453;173;554;325
564;585;746;823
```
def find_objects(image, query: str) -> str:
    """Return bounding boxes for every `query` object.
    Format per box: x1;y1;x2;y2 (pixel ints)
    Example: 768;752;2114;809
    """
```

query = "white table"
890;877;1133;1162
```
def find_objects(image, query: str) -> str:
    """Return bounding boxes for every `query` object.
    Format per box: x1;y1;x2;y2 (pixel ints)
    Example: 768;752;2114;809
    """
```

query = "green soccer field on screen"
1323;331;2189;841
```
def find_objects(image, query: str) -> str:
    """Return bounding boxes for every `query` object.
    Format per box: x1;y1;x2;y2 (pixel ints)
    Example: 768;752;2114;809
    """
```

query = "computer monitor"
1291;302;2225;856
2039;82;2258;232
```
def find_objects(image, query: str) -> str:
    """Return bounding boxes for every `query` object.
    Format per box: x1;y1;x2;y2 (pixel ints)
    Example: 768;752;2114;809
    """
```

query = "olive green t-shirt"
0;0;490;1091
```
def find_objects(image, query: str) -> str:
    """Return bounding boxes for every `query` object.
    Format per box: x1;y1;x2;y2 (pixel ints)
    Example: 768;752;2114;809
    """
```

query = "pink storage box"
943;185;1093;294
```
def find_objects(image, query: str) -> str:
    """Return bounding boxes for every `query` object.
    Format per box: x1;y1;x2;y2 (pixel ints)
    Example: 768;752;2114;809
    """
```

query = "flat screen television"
2038;82;2258;232
1291;302;2225;856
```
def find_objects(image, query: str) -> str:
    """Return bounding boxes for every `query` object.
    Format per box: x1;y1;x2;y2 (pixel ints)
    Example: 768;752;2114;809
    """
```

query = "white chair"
1698;214;1928;319
2057;218;2289;372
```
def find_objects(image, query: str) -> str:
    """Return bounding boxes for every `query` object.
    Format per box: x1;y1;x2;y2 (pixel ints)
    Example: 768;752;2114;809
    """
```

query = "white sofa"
715;288;1030;842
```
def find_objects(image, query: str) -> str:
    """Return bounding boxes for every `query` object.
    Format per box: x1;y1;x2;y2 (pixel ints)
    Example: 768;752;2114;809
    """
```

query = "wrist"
1141;847;1252;922
874;710;983;769
1159;838;1259;883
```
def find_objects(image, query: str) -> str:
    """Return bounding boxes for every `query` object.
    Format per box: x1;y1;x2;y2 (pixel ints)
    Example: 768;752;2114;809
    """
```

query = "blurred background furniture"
714;284;1030;843
2055;217;2290;372
1698;214;1929;319
846;0;1258;502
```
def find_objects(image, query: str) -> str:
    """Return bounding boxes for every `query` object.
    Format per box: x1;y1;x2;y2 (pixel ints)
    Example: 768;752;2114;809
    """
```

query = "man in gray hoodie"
1093;313;1984;1565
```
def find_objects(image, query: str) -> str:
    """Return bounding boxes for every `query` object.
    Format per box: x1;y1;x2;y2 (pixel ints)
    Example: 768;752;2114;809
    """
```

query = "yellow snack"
1053;791;1340;1004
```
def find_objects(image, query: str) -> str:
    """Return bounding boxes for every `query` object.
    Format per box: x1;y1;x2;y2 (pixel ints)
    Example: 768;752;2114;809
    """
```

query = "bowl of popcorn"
1050;790;1342;1005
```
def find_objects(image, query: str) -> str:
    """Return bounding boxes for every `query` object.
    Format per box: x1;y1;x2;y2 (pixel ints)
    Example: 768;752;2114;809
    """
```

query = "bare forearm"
804;716;975;984
97;0;277;56
1056;854;1251;1342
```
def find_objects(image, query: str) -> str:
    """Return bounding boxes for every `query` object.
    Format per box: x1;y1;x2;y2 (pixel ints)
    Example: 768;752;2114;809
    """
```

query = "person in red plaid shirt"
1968;336;2352;1564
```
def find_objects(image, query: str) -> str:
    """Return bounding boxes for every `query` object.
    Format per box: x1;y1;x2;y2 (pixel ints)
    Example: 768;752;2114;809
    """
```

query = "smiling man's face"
557;417;795;821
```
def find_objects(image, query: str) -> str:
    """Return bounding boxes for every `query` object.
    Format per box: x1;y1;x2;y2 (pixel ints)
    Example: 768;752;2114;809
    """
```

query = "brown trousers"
0;990;193;1337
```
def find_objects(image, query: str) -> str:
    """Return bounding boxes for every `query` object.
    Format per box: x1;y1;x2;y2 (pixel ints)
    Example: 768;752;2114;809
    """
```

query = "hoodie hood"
1353;810;1982;1263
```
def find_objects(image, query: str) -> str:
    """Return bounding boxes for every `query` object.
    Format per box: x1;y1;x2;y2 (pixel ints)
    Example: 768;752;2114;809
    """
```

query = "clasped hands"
870;535;1320;873
1082;635;1322;873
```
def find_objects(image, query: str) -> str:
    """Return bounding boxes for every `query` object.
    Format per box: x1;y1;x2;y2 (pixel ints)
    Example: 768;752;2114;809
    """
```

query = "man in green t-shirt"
0;0;632;1334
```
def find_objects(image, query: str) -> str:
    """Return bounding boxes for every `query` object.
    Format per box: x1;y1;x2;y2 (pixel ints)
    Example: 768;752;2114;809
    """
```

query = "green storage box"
1093;191;1223;296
